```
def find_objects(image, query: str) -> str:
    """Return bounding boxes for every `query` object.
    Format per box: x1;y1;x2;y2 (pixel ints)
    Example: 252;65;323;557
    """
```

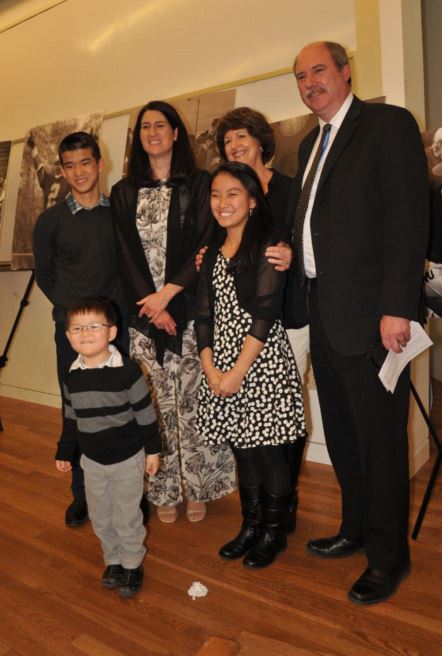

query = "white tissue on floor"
188;581;208;600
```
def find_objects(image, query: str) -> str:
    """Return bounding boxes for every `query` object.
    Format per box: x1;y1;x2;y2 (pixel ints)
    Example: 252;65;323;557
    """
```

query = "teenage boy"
33;132;128;527
56;297;160;597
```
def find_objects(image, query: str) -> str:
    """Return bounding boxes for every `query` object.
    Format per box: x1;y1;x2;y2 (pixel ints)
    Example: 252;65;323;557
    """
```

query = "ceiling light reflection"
87;0;183;54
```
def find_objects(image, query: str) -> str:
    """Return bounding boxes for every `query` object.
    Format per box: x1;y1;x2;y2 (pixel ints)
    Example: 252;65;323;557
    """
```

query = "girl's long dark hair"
127;100;196;186
211;162;278;268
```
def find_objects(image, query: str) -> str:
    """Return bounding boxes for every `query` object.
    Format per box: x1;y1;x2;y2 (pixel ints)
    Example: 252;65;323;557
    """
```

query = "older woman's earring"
249;207;253;217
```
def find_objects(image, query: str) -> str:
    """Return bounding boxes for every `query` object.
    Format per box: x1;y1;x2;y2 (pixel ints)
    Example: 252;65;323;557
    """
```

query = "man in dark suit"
289;41;428;604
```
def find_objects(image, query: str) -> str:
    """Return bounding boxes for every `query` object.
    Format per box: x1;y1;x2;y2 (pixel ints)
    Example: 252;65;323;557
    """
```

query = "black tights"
231;444;291;497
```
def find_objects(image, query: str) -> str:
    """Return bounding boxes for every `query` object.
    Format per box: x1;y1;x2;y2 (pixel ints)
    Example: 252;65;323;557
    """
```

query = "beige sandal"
156;505;178;523
186;500;207;522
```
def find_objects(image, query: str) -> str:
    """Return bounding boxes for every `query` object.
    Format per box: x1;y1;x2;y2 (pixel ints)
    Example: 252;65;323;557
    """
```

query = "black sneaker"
65;499;88;527
118;565;144;598
102;564;124;589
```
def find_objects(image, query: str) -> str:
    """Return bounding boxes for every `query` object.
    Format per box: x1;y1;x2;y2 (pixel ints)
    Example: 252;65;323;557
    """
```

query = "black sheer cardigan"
110;170;214;364
195;242;287;355
209;168;308;330
268;169;309;331
266;169;292;232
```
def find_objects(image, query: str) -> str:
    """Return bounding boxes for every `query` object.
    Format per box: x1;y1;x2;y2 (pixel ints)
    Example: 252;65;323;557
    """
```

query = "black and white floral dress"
197;252;306;448
130;186;236;506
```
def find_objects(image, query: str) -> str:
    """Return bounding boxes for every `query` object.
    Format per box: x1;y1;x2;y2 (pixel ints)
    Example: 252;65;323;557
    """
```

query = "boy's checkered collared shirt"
66;191;110;215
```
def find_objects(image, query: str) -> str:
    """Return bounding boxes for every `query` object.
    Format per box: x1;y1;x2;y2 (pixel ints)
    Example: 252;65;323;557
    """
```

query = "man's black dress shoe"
102;564;124;589
65;499;89;528
307;534;364;558
118;565;144;598
348;563;411;605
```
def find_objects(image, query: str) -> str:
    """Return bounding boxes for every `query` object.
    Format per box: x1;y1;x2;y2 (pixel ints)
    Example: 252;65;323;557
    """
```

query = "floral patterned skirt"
130;324;236;506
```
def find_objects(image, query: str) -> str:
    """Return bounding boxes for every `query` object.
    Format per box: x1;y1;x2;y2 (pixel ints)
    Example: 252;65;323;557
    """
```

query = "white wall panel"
0;0;355;139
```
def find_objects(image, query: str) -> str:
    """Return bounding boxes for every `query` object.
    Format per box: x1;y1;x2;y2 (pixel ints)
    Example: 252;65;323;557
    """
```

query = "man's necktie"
292;123;332;285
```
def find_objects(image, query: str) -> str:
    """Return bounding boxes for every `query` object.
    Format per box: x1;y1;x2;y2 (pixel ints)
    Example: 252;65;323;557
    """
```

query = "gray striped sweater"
55;357;160;465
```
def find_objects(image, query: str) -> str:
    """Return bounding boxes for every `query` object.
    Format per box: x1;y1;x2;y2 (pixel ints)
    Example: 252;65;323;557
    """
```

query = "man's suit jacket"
286;96;429;356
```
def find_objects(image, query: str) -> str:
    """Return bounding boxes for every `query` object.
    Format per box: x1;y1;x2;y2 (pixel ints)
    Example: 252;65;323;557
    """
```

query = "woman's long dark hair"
211;162;278;268
127;100;196;185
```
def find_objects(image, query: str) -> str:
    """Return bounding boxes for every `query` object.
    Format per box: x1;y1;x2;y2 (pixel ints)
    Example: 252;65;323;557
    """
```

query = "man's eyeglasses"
67;322;112;334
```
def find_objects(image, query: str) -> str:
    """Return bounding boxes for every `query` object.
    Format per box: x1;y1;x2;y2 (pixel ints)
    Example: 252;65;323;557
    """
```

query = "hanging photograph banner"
0;140;12;232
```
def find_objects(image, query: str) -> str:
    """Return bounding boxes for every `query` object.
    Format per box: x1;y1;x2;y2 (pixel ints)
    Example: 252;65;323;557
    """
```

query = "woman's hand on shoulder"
195;245;208;272
151;310;177;336
265;241;292;271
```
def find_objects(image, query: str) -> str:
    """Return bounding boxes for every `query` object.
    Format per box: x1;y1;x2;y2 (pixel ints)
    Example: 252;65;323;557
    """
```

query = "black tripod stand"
0;270;35;431
410;380;442;539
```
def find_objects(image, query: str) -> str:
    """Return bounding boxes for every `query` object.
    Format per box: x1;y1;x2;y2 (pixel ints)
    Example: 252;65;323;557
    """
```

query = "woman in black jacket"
196;162;306;568
111;101;235;524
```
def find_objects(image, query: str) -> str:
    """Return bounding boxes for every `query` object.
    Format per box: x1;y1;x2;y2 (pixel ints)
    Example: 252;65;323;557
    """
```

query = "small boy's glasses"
67;322;112;334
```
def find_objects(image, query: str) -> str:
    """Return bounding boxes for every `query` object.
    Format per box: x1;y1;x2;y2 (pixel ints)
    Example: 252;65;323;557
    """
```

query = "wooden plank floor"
0;391;441;656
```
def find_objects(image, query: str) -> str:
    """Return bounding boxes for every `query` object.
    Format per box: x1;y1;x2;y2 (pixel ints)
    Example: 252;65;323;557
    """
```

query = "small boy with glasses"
55;297;160;597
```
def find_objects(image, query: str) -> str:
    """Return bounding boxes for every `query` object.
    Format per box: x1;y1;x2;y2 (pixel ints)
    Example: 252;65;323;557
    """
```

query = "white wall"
0;0;355;140
378;0;425;129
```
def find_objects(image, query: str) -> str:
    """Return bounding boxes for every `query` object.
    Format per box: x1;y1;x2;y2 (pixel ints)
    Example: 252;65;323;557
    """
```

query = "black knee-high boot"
219;485;262;560
243;493;291;568
285;437;307;534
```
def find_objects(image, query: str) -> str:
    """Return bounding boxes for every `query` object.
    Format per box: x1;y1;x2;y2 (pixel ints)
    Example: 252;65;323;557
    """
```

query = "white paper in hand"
378;321;433;393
